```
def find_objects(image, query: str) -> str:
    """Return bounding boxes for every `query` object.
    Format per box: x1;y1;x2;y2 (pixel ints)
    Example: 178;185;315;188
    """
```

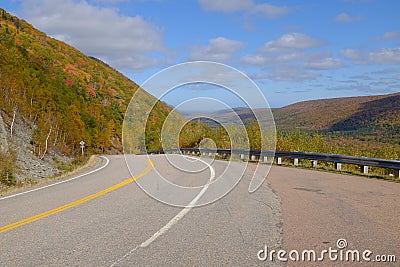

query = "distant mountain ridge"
184;92;400;139
273;92;400;133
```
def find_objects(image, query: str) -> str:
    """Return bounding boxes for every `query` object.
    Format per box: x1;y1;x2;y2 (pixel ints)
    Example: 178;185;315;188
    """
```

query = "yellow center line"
0;158;154;234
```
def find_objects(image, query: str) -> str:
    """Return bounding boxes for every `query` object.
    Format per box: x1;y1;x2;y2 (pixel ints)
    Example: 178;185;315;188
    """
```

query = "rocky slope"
1;110;68;184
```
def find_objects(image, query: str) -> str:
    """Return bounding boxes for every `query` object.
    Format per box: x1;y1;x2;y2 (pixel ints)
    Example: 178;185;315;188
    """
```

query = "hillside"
0;9;179;185
272;93;400;133
194;92;400;137
328;93;400;135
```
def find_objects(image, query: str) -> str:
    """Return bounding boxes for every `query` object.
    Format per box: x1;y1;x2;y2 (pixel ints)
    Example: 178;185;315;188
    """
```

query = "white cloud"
266;66;320;81
188;37;244;61
239;34;341;81
250;3;291;19
327;84;374;92
334;12;363;23
240;53;328;81
305;57;343;70
370;68;398;74
22;0;167;72
277;52;307;62
328;81;396;94
341;47;400;64
198;0;291;19
340;48;364;61
369;48;400;64
375;32;400;41
379;78;397;84
247;72;270;80
198;0;252;13
349;74;373;81
241;54;269;66
263;33;323;51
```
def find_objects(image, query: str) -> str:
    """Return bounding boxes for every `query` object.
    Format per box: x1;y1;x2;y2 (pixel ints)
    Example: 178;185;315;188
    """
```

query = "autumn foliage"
0;9;173;157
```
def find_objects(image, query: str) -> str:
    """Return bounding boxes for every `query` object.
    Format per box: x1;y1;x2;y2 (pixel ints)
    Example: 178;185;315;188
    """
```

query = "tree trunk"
40;125;52;160
10;109;16;138
53;126;59;147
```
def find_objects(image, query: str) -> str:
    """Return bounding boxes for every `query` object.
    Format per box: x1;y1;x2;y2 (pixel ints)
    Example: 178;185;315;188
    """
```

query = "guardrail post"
312;160;317;167
335;163;342;171
361;165;369;174
240;154;245;160
251;155;256;161
262;156;268;163
294;158;299;166
277;157;282;165
394;169;400;178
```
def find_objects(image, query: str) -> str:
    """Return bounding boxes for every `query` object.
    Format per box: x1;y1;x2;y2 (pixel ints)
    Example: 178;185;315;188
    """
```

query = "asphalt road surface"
268;166;399;266
0;155;282;266
1;154;398;266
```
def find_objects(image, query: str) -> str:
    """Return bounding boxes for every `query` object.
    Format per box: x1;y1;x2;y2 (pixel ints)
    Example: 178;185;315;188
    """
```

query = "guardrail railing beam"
147;148;400;178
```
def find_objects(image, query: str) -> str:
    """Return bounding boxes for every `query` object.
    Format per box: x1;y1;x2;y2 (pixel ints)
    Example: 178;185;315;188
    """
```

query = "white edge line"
140;154;215;247
110;154;215;267
0;156;110;201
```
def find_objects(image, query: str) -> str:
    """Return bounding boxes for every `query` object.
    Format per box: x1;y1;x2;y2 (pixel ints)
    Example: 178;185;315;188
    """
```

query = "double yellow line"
0;158;154;234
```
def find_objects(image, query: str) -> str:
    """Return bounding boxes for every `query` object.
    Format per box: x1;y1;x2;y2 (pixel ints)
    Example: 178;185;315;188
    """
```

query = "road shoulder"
268;166;399;266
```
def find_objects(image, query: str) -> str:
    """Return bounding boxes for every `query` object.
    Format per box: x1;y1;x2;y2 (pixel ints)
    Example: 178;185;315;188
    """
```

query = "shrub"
0;149;17;186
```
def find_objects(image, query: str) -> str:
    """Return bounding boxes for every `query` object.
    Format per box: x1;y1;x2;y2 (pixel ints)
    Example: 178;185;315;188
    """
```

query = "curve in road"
0;157;153;233
110;155;216;266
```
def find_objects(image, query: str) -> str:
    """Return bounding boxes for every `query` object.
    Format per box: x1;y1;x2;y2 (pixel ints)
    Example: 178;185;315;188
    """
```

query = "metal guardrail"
146;148;400;177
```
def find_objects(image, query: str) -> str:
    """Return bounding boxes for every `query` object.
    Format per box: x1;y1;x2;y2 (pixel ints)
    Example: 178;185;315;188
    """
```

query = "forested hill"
0;8;173;156
0;8;183;185
273;92;400;134
197;92;400;138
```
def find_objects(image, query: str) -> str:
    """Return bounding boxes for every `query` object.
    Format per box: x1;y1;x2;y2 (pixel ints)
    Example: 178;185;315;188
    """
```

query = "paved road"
267;166;399;266
0;155;282;266
1;155;398;266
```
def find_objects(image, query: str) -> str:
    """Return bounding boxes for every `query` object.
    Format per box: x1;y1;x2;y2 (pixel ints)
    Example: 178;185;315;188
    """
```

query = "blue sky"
2;0;400;110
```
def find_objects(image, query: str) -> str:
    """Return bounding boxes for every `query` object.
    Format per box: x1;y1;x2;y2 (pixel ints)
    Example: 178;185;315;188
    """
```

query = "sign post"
80;140;85;156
